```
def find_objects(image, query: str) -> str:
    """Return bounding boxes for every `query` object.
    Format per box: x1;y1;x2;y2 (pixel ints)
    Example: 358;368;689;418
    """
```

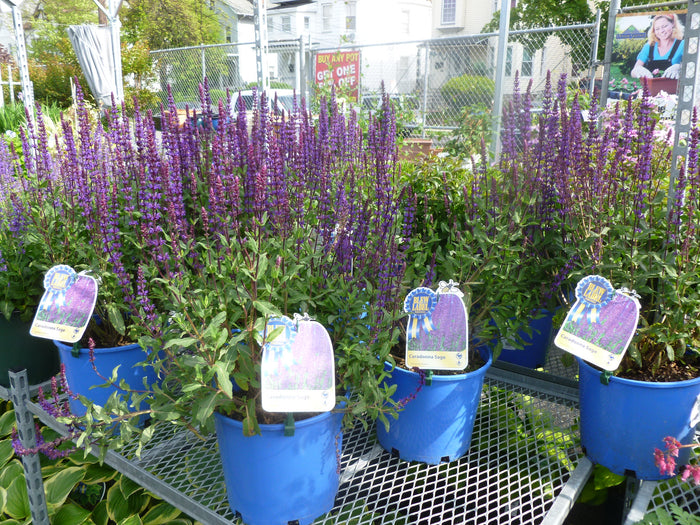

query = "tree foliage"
23;0;223;106
122;0;223;50
481;0;595;71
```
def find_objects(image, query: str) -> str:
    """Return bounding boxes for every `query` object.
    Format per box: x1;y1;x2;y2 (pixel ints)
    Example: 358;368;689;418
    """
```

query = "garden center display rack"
4;353;699;525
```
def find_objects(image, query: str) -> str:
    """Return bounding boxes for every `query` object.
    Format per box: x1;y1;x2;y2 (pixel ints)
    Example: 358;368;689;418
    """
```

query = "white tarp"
67;24;117;107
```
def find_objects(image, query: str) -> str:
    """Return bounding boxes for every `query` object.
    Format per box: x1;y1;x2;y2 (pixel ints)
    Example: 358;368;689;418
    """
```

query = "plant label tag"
554;275;640;371
405;281;468;371
261;314;335;413
30;265;98;343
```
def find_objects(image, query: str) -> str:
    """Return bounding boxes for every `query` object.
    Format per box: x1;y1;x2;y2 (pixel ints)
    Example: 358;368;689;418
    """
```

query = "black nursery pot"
0;313;60;387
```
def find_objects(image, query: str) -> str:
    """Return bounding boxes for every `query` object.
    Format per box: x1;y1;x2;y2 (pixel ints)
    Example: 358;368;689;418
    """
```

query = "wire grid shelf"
61;368;582;525
623;440;700;525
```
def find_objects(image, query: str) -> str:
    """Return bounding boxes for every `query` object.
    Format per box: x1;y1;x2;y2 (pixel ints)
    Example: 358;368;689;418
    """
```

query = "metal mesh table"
10;364;587;525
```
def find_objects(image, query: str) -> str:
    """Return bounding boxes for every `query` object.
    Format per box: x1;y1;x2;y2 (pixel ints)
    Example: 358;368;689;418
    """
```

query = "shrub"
441;74;495;114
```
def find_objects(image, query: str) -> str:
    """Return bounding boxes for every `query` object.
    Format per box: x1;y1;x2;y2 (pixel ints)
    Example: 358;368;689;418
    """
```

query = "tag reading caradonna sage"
261;314;335;413
554;275;640;371
30;264;98;343
405;281;468;371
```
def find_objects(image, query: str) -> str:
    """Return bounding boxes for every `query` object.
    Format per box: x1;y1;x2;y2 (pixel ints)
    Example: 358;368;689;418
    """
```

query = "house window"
522;48;533;76
346;2;356;31
401;10;410;34
322;4;332;32
282;15;291;33
267;16;274;33
505;46;513;76
304;16;310;30
442;0;456;25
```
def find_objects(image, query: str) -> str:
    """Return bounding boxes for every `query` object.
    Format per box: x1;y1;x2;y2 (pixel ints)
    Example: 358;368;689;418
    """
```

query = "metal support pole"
668;0;700;211
421;42;430;139
490;0;512;161
598;0;621;109
9;4;33;111
108;0;123;104
254;0;270;92
9;369;50;525
201;44;206;84
298;36;305;101
588;9;602;96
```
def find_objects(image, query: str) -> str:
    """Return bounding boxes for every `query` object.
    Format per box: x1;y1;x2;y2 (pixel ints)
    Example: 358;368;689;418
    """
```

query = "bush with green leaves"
440;74;495;116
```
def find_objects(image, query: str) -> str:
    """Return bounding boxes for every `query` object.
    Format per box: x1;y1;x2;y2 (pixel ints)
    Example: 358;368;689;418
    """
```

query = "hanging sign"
30;264;98;343
314;50;361;101
554;275;640;371
405;280;469;371
261;314;335;413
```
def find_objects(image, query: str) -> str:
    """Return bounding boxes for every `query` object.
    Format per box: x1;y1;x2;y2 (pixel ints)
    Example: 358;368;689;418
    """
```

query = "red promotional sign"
314;50;360;101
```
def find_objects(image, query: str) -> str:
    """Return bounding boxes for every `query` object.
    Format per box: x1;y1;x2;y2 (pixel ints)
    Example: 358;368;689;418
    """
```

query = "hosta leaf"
117;515;143;525
51;502;91;525
118;477;142;499
141;502;183;524
45;466;85;509
106;483;129;522
0;410;16;437
0;439;15;470
5;476;29;520
0;459;24;488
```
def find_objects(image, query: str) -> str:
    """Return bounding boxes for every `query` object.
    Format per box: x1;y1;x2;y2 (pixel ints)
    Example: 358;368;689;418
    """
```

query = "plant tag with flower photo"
261;314;335;413
405;280;468;370
554;275;640;371
30;264;98;343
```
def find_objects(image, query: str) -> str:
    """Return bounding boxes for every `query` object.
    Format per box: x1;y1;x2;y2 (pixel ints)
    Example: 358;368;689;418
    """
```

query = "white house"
430;0;582;96
265;0;432;93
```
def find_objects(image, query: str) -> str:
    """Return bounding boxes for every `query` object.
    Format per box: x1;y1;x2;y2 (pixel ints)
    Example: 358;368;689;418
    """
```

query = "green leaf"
592;464;625;491
213;362;233;398
106;304;126;335
106;482;129;522
5;476;29;520
0;485;7;514
252;299;281;317
0;410;16;437
0;439;15;470
45;466;86;509
91;500;110;525
118;476;142;500
141;501;183;524
80;463;118;485
51;502;92;525
0;459;24;488
117;515;144;525
193;392;219;425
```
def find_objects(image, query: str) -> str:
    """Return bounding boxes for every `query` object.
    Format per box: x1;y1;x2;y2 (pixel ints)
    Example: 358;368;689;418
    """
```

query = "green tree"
122;0;223;50
481;0;594;72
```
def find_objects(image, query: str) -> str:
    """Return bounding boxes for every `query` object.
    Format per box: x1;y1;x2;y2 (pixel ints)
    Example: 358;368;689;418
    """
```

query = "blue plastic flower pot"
376;352;493;464
498;309;554;368
54;340;159;417
214;409;343;525
578;357;700;480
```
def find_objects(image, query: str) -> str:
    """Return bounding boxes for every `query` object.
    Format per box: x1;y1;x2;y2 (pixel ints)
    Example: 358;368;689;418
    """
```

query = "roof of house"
218;0;255;16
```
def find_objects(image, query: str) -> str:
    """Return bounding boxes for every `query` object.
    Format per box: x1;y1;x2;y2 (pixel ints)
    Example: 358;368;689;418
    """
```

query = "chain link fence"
147;22;598;135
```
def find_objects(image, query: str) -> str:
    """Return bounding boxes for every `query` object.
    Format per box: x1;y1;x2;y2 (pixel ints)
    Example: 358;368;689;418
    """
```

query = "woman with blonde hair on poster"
631;13;684;79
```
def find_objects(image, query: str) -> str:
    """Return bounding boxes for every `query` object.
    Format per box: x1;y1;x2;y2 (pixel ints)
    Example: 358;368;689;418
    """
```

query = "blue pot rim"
53;340;143;356
386;349;493;381
577;356;700;388
215;407;340;432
